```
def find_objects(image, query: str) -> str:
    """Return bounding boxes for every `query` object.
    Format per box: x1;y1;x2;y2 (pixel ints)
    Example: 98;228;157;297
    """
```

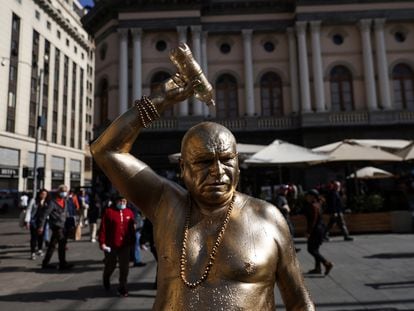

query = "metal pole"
32;68;44;202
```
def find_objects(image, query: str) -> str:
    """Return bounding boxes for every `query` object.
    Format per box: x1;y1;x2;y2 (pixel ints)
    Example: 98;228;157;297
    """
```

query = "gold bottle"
169;42;215;107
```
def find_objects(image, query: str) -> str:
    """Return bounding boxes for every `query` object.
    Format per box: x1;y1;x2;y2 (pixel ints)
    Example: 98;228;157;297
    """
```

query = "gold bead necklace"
180;196;235;289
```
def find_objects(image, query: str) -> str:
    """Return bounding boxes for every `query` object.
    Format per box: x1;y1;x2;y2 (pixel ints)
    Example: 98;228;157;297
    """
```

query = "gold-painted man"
91;72;314;310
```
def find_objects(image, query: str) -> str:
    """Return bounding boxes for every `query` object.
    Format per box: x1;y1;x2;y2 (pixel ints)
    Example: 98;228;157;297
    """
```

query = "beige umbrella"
245;140;330;165
346;166;394;179
395;141;414;161
313;139;411;153
312;141;402;162
168;143;266;163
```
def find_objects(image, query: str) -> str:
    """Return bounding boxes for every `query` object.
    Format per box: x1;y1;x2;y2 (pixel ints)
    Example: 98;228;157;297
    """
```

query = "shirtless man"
91;73;314;310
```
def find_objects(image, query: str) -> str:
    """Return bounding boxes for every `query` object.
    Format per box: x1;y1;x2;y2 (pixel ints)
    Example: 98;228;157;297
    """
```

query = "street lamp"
32;67;44;201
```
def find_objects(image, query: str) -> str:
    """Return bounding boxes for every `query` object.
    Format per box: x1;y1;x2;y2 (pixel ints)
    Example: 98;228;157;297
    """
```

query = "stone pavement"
0;216;413;311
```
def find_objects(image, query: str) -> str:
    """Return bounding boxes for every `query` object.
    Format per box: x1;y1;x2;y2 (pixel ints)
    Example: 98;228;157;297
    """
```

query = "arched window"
99;79;108;125
329;65;354;111
151;71;173;117
260;72;283;117
215;74;238;118
392;63;414;110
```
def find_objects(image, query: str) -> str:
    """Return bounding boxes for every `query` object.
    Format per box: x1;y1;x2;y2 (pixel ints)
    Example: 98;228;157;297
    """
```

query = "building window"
220;43;231;54
332;34;344;45
151;71;173;117
66;38;70;47
215;74;238;118
35;10;40;20
263;41;275;52
97;79;108;126
329;65;354;112
29;30;40;137
99;43;107;61
46;20;51;30
57;30;61;39
392;63;414;110
155;40;167;52
394;31;406;43
6;14;21;133
260;72;283;117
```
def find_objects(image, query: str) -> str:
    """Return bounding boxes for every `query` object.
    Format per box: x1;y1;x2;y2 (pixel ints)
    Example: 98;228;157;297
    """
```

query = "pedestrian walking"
25;188;49;260
98;195;136;297
324;181;354;241
78;189;90;227
38;184;74;270
304;189;333;275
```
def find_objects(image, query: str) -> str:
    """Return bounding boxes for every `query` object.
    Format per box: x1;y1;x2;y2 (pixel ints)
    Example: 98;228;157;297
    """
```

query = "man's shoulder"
238;193;279;218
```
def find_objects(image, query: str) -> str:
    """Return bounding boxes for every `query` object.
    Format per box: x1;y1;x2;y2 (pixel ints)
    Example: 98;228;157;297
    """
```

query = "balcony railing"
94;109;414;136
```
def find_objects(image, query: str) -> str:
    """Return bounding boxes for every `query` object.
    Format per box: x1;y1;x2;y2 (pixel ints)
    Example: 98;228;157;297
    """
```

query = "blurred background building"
0;0;95;192
82;0;414;194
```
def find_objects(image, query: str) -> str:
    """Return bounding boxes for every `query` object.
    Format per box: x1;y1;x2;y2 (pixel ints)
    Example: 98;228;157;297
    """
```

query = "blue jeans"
134;231;142;263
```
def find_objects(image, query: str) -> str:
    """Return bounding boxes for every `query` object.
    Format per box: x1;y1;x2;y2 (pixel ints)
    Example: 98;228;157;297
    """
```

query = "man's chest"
156;217;278;283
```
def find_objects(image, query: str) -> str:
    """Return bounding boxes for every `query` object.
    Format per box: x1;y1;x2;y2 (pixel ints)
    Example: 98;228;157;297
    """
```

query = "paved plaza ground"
0;216;413;311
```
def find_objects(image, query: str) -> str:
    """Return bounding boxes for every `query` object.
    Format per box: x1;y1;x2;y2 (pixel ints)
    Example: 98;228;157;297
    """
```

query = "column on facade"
359;19;378;111
131;28;143;101
295;21;312;113
191;25;203;116
287;28;300;114
242;29;255;117
177;26;188;116
201;30;211;117
310;21;325;112
118;28;129;114
374;19;392;109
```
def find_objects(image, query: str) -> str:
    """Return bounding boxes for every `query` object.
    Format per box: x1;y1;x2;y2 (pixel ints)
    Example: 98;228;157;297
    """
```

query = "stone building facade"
82;0;414;192
0;0;95;192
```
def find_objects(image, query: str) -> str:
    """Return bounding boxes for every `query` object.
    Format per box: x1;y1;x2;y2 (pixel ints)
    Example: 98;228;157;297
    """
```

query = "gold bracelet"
134;96;160;128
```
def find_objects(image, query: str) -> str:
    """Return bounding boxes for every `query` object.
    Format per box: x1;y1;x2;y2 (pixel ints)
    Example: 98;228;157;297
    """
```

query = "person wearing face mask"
38;184;73;270
98;195;136;297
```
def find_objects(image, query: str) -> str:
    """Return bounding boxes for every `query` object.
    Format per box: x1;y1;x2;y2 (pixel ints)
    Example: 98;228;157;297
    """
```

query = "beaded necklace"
180;195;235;289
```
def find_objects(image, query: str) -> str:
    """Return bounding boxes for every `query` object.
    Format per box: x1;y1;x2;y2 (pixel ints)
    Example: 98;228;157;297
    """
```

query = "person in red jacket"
99;195;136;297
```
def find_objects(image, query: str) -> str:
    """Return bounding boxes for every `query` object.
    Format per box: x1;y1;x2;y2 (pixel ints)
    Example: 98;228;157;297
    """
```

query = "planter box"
391;211;413;233
291;212;394;237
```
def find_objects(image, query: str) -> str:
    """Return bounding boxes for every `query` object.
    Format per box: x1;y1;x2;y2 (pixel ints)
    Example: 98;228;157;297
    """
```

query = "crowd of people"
271;180;354;276
18;178;353;297
21;185;155;297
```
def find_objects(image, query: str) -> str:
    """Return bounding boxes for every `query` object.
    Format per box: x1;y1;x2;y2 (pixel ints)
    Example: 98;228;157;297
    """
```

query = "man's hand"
150;73;194;112
25;222;30;230
37;228;43;235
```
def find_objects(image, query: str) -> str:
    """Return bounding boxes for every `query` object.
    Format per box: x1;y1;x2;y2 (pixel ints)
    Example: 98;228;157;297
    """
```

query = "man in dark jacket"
324;181;354;241
38;184;73;270
99;195;136;297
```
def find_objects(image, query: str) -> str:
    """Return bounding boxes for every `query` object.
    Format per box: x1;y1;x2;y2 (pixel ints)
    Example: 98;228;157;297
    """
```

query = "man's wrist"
134;96;160;128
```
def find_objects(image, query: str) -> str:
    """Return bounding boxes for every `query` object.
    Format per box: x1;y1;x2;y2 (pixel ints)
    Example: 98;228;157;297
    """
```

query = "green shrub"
348;194;385;213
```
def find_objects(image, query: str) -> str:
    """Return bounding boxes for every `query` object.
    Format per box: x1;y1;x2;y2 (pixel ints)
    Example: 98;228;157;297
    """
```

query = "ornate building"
82;0;414;190
0;0;95;191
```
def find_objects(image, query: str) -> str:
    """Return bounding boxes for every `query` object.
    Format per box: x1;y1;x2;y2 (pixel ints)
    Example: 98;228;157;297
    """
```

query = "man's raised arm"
90;74;192;219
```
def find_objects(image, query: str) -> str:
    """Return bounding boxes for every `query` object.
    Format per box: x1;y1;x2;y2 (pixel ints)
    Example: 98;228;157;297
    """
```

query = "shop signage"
52;171;64;179
70;172;81;180
0;167;19;178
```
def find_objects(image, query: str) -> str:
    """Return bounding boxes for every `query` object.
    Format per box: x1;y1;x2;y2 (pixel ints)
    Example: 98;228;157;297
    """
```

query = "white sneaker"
91;238;96;243
31;253;36;260
36;250;44;257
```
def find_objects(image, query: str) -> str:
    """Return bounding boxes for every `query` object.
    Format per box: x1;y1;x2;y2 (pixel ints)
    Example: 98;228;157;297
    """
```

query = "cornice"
34;0;91;51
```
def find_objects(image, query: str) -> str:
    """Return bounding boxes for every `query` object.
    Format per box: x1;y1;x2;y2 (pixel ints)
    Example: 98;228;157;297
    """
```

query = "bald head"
181;122;237;161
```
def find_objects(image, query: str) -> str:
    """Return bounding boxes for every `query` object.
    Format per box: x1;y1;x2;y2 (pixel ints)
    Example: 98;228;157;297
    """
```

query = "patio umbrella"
313;139;411;153
395;141;414;161
168;143;266;163
312;141;402;162
346;166;394;179
244;140;330;165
